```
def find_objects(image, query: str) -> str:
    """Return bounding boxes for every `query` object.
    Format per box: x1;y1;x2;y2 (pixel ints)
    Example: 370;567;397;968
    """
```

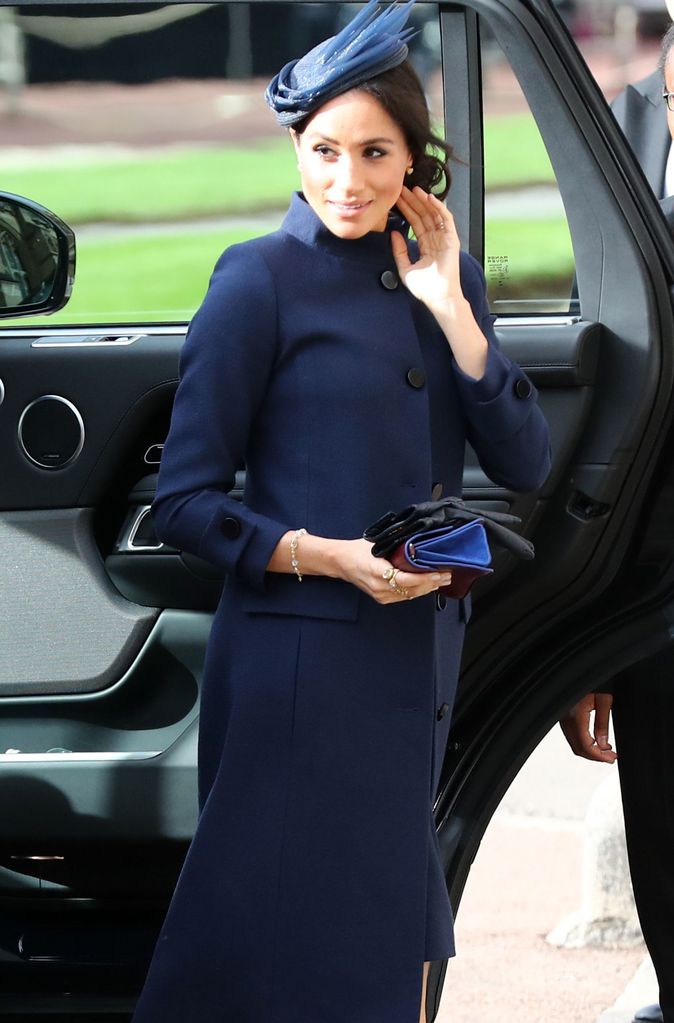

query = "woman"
132;3;550;1021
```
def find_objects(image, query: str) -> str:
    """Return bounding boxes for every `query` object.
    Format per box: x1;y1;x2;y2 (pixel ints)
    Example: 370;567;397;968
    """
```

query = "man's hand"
560;692;617;763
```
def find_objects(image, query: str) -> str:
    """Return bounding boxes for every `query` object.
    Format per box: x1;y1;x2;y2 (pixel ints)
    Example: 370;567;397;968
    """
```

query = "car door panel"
0;507;157;696
467;320;601;495
0;610;207;855
1;332;178;510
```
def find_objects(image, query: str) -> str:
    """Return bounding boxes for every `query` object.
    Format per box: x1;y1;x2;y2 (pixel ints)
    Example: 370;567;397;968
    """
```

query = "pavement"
436;726;656;1023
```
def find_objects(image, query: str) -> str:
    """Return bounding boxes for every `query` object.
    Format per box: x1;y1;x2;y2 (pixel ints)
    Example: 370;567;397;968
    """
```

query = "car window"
481;25;577;316
1;2;441;328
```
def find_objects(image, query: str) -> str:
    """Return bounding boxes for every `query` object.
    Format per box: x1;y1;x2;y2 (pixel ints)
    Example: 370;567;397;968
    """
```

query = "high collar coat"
133;193;550;1023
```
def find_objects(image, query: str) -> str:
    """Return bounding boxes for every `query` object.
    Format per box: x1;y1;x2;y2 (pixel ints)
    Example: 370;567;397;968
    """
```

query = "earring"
406;165;414;176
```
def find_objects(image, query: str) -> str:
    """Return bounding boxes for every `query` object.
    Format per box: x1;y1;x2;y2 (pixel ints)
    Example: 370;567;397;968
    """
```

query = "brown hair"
293;60;453;200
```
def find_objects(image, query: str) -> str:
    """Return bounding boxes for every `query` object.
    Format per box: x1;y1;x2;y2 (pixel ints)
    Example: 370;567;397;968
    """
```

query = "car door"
1;0;673;1017
430;0;674;1012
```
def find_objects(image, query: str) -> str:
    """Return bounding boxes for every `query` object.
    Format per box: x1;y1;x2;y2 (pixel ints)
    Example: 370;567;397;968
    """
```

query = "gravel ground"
442;819;645;1023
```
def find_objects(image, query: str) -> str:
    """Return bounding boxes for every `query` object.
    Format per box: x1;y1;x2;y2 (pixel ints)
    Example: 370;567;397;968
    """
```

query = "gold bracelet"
290;528;307;582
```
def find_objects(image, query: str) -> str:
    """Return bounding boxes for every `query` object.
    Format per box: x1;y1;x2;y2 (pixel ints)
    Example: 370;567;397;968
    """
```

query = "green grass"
8;226;255;326
483;114;556;189
2;141;299;226
485;216;574;284
1;114;554;227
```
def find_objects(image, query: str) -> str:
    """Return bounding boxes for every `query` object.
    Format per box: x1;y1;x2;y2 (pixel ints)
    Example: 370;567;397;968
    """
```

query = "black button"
436;702;450;721
221;516;241;539
406;367;426;389
431;482;443;501
514;377;533;399
380;270;399;290
435;593;447;611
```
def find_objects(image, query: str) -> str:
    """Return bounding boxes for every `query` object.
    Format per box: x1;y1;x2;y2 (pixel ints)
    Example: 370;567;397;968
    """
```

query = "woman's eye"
314;145;336;158
364;147;386;159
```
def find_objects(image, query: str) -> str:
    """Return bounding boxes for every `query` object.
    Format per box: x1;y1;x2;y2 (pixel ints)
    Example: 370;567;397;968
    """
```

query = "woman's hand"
332;537;454;604
391;186;488;381
267;533;453;604
391;186;461;311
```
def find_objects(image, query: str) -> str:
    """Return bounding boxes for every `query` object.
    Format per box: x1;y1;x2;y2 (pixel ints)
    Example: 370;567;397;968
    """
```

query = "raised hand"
391;185;462;312
391;185;488;381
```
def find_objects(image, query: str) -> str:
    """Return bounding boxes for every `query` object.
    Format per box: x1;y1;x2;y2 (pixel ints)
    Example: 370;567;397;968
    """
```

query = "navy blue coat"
133;193;550;1023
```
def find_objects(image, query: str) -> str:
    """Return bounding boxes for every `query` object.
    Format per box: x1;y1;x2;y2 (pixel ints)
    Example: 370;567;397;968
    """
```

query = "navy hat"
265;0;417;127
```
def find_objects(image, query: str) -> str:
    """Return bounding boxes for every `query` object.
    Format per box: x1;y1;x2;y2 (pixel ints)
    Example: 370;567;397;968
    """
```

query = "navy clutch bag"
364;496;534;600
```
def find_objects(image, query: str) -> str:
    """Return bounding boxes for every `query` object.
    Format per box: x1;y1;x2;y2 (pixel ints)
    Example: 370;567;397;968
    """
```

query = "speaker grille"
18;396;85;470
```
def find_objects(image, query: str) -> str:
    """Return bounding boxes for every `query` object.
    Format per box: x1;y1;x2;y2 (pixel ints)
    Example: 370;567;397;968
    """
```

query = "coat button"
435;592;447;611
406;367;426;389
221;516;241;539
431;482;443;501
436;702;450;721
380;270;399;290
514;377;533;399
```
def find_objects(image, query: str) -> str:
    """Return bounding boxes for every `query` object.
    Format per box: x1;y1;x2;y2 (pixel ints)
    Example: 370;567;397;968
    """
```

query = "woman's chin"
321;211;387;240
329;222;371;239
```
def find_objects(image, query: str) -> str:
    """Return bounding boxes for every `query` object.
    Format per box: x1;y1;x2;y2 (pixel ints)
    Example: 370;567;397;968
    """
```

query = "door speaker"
18;395;85;470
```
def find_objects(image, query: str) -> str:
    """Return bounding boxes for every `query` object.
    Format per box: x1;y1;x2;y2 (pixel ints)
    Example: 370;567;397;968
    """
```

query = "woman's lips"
327;200;373;217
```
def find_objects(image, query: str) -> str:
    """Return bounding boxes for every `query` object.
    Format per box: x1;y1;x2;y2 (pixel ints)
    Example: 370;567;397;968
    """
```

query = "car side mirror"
0;192;75;320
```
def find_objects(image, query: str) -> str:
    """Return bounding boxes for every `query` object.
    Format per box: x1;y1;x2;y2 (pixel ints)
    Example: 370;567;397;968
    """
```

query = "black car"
0;0;672;1017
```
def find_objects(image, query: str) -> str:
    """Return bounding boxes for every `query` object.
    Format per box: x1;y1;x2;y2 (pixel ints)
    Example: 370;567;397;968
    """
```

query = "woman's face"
291;90;413;239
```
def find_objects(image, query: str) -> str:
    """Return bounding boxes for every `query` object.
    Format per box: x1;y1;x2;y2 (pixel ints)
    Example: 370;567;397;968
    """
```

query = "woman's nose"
334;157;364;193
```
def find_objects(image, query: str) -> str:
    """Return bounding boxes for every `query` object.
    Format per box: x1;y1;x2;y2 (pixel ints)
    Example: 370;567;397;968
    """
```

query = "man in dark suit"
561;24;674;1023
612;26;674;224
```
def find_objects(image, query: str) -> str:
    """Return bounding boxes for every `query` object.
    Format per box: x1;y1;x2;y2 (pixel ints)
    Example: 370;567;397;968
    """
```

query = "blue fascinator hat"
265;0;417;126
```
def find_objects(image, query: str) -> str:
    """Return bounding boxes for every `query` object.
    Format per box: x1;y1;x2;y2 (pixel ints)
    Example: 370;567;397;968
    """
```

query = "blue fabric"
265;0;416;125
135;192;551;1023
404;519;492;570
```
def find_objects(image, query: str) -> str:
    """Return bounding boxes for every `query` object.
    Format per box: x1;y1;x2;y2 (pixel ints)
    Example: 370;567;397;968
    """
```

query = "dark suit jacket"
612;69;674;226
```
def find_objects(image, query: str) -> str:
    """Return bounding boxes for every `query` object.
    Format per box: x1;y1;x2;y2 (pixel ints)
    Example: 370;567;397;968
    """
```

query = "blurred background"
0;0;666;325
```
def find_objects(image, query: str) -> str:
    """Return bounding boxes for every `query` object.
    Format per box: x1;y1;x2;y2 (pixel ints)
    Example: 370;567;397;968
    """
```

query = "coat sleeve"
452;252;552;492
152;242;290;591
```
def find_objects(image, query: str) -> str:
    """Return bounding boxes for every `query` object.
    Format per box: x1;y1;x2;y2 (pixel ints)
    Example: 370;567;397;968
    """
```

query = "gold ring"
391;580;410;599
382;567;395;581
